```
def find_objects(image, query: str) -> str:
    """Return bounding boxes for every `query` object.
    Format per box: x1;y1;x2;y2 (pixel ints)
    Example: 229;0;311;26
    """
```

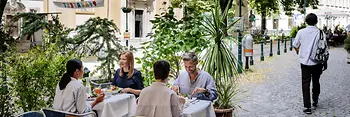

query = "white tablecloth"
182;100;216;117
87;94;136;117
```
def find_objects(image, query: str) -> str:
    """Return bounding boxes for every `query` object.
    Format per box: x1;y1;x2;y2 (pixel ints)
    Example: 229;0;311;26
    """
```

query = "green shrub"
0;80;13;117
290;26;298;38
6;45;78;113
345;36;350;52
290;23;307;38
136;4;209;86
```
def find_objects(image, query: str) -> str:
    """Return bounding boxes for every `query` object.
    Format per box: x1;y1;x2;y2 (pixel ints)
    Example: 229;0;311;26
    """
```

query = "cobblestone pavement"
236;46;350;117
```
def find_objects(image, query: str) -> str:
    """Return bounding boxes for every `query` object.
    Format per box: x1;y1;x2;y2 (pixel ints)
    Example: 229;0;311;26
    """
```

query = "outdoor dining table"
87;93;136;117
87;93;215;117
181;100;216;117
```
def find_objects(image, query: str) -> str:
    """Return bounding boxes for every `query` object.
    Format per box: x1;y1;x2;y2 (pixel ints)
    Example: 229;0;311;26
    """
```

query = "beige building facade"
44;0;183;38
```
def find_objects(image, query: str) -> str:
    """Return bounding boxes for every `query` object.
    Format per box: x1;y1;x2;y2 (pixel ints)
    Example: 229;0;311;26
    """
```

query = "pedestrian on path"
293;13;329;114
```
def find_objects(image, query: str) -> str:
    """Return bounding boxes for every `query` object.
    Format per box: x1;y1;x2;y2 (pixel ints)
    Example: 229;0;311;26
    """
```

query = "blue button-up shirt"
174;70;218;101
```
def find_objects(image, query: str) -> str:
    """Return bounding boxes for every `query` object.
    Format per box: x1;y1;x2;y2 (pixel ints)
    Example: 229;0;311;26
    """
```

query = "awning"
53;0;104;9
311;8;349;17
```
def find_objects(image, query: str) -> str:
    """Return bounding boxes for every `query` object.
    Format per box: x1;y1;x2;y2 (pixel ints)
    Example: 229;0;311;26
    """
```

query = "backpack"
310;30;329;63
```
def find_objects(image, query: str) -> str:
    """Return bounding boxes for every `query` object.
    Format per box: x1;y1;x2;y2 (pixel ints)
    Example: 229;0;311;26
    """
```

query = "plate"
184;97;194;103
86;98;95;101
111;90;119;95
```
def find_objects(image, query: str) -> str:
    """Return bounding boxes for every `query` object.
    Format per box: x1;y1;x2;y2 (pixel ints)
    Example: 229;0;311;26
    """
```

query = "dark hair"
305;13;318;26
59;59;83;90
153;60;170;80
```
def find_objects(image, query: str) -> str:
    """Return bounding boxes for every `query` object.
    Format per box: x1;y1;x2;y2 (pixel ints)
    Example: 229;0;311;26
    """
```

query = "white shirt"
53;77;91;114
293;26;324;65
136;82;183;117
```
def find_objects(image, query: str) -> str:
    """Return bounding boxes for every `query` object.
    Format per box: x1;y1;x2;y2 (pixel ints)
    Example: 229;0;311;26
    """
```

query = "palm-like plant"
201;0;240;110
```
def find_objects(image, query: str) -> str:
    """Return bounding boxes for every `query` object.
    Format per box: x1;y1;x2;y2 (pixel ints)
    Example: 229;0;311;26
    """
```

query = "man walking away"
293;13;328;114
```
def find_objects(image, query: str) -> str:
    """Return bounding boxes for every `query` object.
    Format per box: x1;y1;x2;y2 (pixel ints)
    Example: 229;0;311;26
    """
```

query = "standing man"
293;13;328;114
171;52;218;101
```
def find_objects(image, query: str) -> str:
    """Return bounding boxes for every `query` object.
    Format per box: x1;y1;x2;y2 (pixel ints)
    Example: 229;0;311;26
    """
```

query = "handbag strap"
309;30;321;58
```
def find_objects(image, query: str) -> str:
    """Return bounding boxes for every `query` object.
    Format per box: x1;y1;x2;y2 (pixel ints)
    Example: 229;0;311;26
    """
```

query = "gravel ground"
236;46;350;117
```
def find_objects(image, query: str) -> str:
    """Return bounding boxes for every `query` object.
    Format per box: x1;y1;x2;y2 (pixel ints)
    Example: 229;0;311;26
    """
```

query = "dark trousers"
301;63;323;108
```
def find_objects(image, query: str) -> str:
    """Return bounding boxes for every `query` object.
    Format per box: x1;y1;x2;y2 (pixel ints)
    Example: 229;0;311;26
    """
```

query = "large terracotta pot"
214;108;233;117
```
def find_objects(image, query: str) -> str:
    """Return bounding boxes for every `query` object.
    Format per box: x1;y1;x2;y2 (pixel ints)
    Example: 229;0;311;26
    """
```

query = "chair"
17;111;45;117
41;108;96;117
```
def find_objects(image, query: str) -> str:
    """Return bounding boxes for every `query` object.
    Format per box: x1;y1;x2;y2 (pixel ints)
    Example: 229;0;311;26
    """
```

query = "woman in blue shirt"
112;51;144;96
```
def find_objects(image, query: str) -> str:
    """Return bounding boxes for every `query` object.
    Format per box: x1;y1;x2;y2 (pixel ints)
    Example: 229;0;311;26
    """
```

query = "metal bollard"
250;56;254;65
269;39;273;57
238;33;243;73
260;42;264;61
277;39;281;55
284;35;287;53
290;38;293;51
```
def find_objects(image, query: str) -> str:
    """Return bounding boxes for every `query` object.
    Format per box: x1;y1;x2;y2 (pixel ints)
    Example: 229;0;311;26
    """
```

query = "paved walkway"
236;46;350;117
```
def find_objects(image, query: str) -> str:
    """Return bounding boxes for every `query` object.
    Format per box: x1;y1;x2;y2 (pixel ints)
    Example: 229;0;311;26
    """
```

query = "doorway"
135;10;143;37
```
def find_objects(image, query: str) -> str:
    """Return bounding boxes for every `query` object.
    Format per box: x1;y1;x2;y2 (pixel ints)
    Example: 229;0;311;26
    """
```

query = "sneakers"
312;102;318;107
303;108;312;114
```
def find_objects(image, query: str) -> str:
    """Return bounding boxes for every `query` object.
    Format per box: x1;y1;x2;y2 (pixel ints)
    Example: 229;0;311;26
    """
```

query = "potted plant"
121;7;132;13
201;1;241;116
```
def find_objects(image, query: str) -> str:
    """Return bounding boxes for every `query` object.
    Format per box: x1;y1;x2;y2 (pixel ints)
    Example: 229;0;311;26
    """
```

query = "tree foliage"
0;0;8;23
3;13;128;114
289;23;306;38
249;0;279;17
11;13;75;52
11;13;48;40
12;13;128;82
0;24;15;117
6;45;77;113
72;17;127;81
137;0;210;86
249;0;319;34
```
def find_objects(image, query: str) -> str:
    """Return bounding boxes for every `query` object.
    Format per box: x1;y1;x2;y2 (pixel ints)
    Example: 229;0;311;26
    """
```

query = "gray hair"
182;52;198;62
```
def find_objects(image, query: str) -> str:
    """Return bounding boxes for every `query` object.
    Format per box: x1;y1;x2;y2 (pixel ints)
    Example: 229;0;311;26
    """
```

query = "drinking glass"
94;87;101;95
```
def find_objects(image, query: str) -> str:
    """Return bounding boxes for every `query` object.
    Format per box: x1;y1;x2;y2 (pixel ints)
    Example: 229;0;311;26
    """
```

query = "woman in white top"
136;60;185;117
53;59;105;114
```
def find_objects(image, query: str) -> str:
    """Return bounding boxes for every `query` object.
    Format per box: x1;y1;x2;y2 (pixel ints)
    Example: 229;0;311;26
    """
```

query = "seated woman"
136;60;185;117
53;59;105;114
112;51;144;96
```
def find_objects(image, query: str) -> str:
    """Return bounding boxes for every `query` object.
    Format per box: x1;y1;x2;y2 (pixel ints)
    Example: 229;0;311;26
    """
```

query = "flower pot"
122;7;132;13
214;108;233;117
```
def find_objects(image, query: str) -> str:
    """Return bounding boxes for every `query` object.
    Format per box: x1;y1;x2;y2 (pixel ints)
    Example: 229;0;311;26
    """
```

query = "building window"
273;19;279;29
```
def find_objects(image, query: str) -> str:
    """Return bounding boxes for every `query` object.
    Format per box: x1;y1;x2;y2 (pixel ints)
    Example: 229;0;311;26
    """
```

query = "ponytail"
59;59;83;90
59;73;71;90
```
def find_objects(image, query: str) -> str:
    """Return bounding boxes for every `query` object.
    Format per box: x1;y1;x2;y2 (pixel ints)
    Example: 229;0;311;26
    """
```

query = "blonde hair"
119;51;134;79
